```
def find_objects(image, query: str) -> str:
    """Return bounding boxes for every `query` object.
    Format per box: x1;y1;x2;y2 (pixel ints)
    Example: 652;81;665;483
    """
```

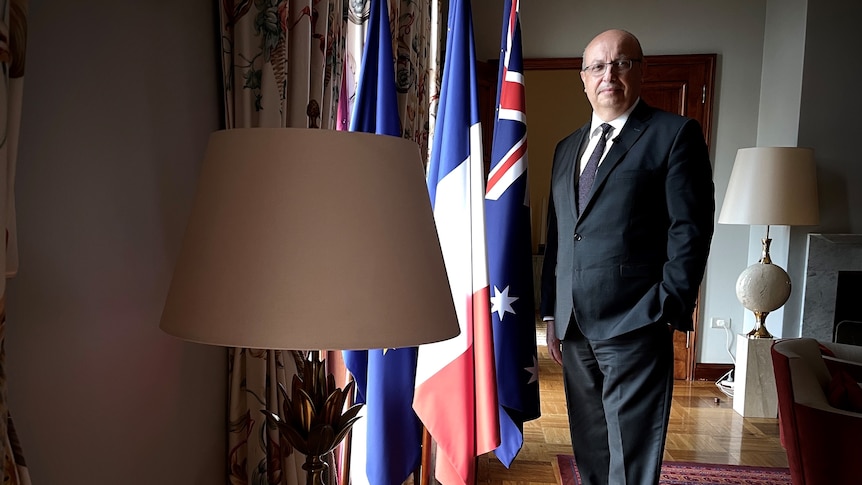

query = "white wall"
473;0;770;363
750;0;809;338
7;1;225;483
796;1;862;234
785;0;862;335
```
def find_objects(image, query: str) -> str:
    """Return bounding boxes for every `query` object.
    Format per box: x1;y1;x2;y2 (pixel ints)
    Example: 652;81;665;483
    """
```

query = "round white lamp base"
735;261;791;338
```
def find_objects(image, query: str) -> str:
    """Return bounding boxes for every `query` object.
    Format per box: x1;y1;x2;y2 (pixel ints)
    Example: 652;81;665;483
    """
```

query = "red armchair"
771;337;862;485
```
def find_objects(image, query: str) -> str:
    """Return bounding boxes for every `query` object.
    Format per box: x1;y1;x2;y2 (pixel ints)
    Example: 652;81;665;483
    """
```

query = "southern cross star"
491;285;519;320
525;355;539;384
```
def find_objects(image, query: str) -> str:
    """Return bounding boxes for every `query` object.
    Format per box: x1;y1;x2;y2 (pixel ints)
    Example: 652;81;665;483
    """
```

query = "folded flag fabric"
343;1;421;483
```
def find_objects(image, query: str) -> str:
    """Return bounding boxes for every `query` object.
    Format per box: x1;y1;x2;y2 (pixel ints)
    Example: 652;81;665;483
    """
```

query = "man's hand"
545;319;563;366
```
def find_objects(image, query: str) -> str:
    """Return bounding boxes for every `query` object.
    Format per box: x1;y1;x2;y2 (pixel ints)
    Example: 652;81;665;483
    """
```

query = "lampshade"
160;128;459;350
718;147;819;226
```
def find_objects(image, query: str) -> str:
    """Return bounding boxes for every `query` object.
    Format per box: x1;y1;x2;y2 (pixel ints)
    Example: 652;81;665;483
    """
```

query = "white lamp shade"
718;147;819;226
160;128;459;350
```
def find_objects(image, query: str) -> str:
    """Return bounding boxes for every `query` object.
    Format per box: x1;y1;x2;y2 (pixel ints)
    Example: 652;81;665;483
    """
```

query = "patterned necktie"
578;123;612;215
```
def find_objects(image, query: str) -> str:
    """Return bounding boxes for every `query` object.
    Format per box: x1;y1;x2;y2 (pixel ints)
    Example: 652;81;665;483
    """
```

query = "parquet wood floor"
476;322;788;485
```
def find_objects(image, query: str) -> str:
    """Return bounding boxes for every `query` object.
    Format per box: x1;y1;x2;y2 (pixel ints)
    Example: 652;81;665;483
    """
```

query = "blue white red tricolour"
414;0;500;483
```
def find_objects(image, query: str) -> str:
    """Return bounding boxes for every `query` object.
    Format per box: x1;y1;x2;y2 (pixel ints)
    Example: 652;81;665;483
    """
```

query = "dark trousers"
561;317;675;485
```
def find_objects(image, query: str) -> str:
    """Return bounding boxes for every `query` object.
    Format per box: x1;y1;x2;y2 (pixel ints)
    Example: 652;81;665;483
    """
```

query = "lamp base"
261;351;363;485
736;238;789;340
746;311;773;339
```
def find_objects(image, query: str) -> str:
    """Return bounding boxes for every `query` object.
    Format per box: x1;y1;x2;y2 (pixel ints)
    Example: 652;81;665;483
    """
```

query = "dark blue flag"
342;1;420;483
485;0;541;467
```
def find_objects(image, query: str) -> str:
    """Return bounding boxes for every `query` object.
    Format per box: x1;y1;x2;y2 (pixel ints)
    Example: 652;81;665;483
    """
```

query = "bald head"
583;29;643;60
580;29;644;121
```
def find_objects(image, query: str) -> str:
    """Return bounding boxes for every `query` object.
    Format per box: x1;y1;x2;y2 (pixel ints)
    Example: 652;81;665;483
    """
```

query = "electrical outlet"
710;317;730;329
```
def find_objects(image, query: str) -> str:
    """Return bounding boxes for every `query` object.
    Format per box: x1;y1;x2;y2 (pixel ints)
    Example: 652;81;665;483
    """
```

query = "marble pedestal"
732;336;778;418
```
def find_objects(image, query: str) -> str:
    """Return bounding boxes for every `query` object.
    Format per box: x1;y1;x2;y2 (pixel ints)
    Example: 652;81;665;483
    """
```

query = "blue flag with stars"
484;0;541;467
342;0;421;483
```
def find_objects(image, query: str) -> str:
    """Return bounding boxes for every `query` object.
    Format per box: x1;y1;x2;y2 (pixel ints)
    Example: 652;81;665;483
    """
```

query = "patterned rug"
556;455;791;485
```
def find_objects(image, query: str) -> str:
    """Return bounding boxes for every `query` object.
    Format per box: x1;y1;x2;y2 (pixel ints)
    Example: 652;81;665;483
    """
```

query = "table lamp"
718;146;819;338
159;128;459;485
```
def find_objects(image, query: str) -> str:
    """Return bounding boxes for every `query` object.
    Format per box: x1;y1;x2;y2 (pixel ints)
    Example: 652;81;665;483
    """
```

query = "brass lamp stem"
302;452;327;485
747;230;778;339
300;350;328;485
759;237;773;264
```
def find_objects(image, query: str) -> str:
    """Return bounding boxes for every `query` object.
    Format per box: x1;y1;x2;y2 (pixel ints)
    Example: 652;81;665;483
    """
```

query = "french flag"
413;0;500;485
486;0;541;468
413;0;500;484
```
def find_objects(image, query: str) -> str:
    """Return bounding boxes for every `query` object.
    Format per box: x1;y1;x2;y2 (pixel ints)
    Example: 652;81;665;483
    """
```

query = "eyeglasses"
581;59;642;77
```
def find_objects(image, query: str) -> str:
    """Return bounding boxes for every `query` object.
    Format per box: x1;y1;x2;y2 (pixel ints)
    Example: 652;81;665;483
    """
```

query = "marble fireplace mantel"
802;234;862;341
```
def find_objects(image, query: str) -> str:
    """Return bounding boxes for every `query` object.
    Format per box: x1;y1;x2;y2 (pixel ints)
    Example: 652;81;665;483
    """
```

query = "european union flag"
342;1;420;483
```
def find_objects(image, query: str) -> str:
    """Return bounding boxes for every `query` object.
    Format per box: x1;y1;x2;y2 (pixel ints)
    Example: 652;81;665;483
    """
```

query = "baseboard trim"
693;363;733;382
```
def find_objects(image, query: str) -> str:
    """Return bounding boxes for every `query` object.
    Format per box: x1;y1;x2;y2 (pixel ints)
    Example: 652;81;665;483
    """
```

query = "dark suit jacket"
540;100;714;340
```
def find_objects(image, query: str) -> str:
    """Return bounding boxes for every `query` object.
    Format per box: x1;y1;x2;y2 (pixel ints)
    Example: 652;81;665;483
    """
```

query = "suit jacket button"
573;233;582;241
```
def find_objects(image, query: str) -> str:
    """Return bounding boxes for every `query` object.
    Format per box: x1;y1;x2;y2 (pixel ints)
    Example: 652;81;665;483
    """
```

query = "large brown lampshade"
159;128;459;350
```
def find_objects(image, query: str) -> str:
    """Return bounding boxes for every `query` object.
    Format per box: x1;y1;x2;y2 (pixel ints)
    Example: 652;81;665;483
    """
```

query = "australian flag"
342;0;422;483
485;0;541;467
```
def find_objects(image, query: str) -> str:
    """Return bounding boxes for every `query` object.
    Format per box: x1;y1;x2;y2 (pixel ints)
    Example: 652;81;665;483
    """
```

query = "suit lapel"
579;101;652;220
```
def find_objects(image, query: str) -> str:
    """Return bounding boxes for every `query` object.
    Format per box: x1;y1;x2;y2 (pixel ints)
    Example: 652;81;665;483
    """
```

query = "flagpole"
339;375;356;485
420;426;432;485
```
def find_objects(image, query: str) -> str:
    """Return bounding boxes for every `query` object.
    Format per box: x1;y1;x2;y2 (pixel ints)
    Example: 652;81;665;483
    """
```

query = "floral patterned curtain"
0;0;28;484
221;0;346;130
218;1;441;484
220;1;346;484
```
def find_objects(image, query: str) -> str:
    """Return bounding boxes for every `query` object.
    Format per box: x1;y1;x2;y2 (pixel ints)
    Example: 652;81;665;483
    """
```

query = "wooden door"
640;54;716;146
480;54;716;379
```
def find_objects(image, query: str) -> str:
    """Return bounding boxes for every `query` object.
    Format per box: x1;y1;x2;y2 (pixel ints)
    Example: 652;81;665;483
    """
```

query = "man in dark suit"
540;29;714;485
